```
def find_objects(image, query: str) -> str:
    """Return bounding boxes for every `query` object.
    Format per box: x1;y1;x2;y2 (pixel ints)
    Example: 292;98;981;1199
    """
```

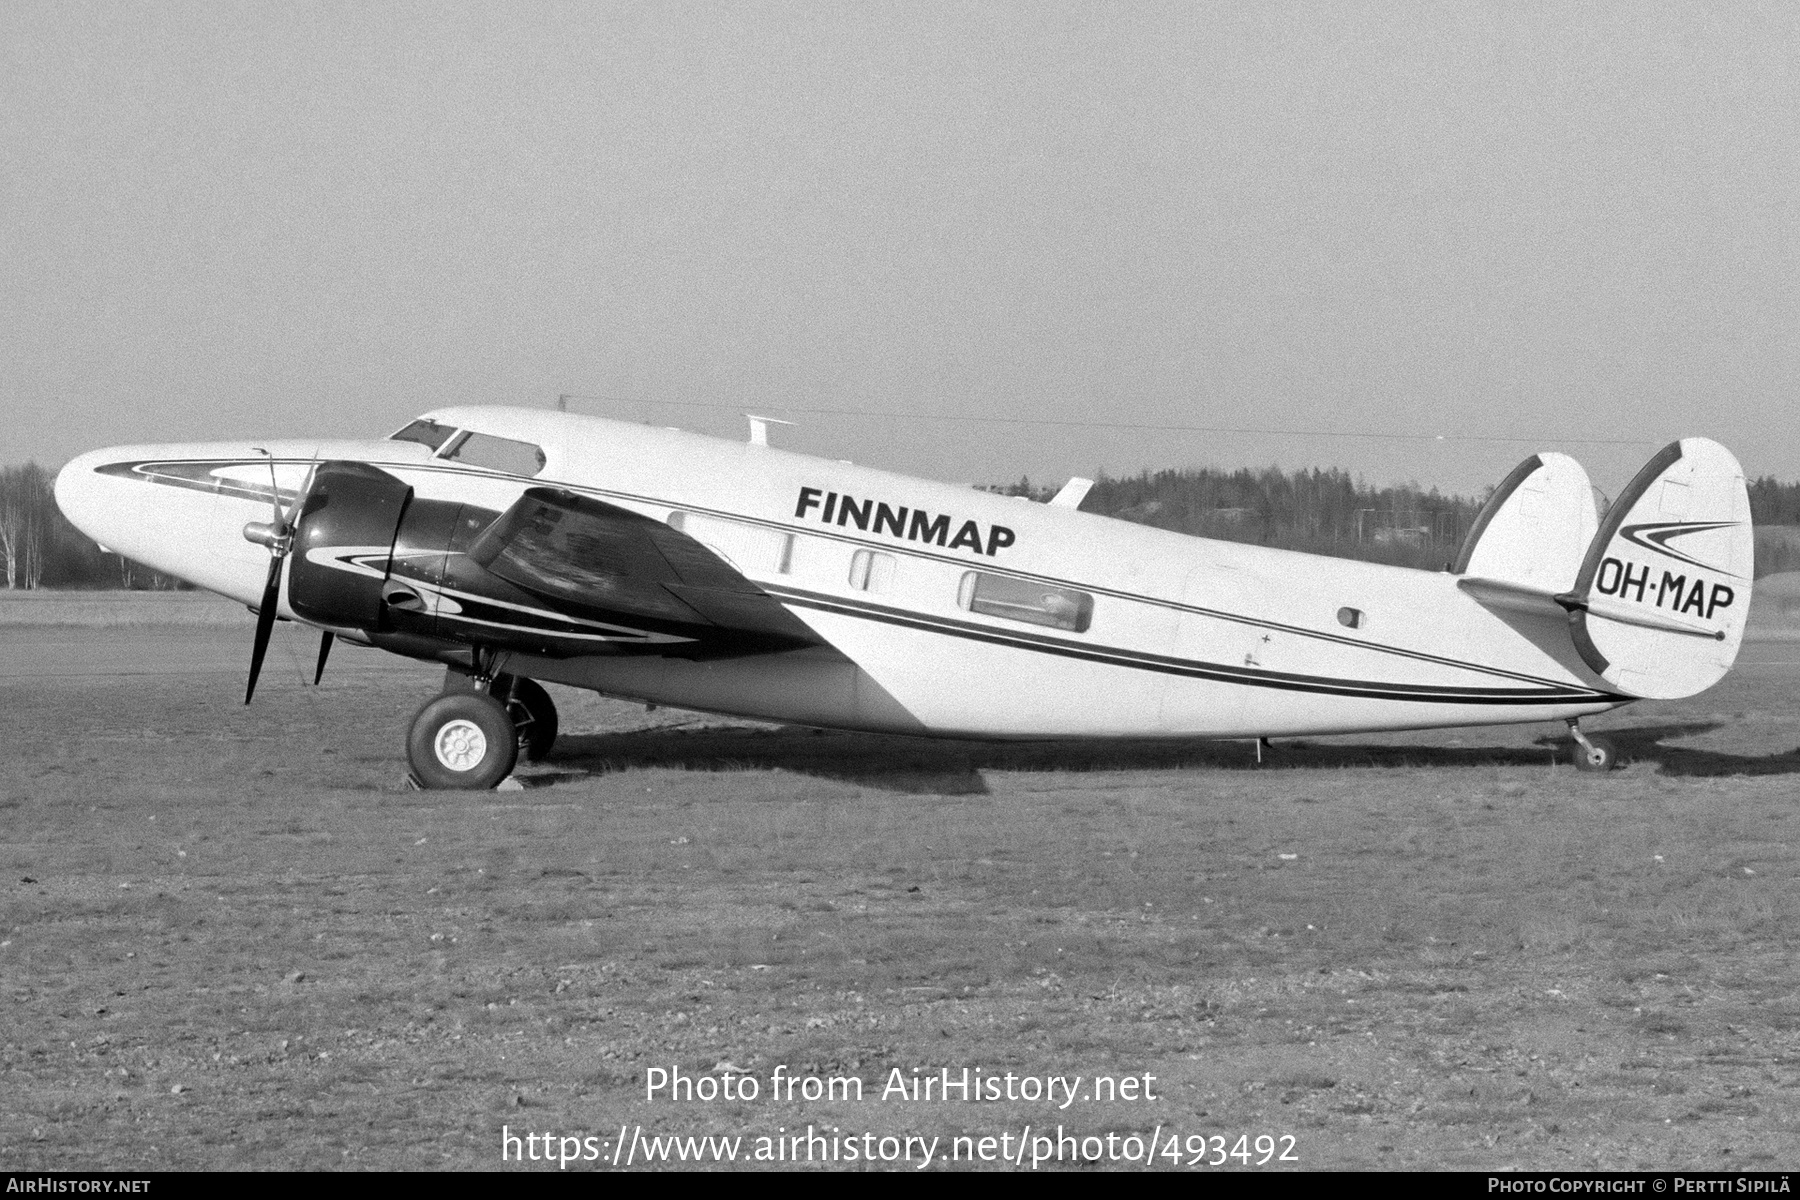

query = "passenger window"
958;572;1092;632
440;432;546;477
668;511;794;575
848;549;896;593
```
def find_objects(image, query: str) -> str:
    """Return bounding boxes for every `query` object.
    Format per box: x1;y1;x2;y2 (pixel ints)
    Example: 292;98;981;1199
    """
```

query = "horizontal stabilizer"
1566;439;1753;699
1456;575;1572;619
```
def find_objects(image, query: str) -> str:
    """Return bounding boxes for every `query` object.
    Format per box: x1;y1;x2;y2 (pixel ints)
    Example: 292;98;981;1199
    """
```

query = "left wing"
465;487;824;653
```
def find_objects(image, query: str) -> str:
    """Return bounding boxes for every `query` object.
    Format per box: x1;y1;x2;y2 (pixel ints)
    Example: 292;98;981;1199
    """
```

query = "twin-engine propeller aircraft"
54;408;1754;788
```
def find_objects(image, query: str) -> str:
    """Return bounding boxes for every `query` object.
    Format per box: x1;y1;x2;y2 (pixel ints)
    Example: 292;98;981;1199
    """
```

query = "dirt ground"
1;620;1797;1171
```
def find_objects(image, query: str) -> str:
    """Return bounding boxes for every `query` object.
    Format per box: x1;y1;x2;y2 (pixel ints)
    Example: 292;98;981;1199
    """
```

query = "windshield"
387;418;457;451
438;431;547;477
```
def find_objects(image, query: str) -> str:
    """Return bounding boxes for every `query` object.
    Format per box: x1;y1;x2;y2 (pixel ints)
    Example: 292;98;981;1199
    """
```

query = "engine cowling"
287;462;414;629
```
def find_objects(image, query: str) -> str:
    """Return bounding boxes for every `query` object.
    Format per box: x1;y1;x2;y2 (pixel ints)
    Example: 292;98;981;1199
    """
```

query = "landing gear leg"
503;677;558;761
443;651;503;696
441;666;557;761
1568;720;1618;772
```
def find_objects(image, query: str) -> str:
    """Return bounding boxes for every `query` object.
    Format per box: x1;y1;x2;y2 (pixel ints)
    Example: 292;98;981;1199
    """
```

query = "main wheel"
1573;736;1618;772
406;692;519;790
505;677;559;762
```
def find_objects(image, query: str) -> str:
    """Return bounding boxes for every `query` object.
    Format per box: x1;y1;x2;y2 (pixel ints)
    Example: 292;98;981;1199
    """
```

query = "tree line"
1002;469;1800;576
1748;477;1800;525
5;459;1800;589
0;463;187;589
993;466;1482;570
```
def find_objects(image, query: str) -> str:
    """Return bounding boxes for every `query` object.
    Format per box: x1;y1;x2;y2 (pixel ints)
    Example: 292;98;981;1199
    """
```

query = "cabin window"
668;511;794;575
958;571;1093;633
439;431;546;477
388;418;457;451
1337;606;1364;629
848;549;895;593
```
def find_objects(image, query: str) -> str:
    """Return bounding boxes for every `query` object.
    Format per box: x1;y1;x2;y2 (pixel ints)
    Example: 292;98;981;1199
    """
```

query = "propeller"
243;545;284;705
242;451;320;704
313;631;334;685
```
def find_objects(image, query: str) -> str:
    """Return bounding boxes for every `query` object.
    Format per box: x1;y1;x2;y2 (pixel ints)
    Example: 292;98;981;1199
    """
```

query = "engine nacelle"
276;462;801;664
287;462;415;629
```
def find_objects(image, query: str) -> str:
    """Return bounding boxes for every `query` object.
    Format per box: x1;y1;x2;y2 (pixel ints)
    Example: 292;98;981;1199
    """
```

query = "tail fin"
1564;438;1753;699
1454;451;1600;594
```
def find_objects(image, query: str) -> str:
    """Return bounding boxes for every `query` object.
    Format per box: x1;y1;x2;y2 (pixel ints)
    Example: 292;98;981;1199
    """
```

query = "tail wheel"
407;692;518;790
1574;737;1618;772
506;677;559;762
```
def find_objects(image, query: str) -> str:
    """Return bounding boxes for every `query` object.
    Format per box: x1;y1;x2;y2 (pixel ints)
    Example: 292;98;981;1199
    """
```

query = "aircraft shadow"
530;720;1800;794
1555;722;1800;778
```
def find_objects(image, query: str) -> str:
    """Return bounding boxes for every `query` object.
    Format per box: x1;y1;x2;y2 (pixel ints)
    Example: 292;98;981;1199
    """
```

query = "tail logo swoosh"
1617;521;1743;577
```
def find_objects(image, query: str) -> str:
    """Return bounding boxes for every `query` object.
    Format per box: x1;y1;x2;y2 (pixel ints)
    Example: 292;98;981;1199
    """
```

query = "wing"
465;487;823;653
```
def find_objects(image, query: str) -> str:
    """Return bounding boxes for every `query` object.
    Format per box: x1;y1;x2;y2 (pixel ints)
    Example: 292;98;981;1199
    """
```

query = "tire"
406;692;519;790
506;677;559;762
1573;737;1618;772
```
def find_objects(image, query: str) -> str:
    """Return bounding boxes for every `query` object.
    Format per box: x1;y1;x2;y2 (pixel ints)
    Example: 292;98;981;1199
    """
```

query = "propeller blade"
240;453;324;705
287;458;321;534
244;555;283;705
313;631;334;685
252;447;283;527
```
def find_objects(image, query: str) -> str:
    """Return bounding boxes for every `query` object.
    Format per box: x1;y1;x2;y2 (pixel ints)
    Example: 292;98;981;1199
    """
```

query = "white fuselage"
55;407;1626;739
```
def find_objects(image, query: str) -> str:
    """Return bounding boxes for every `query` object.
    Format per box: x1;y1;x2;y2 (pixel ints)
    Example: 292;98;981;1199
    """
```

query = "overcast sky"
4;1;1795;496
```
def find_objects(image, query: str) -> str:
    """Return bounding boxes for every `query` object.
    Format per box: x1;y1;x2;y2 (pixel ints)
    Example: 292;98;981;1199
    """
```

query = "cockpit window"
388;418;457;451
439;431;547;477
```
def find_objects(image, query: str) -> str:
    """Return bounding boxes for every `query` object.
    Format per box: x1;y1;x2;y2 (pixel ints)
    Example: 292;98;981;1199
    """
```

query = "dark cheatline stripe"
108;456;1549;686
497;465;1604;688
771;586;1622;707
105;457;1623;705
395;460;1602;689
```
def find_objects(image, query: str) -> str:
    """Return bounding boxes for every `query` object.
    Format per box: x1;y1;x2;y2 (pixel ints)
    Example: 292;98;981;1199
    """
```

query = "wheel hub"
433;718;489;772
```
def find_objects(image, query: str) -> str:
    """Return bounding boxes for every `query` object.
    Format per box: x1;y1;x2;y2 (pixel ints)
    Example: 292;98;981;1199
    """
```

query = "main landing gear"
505;676;559;763
406;667;560;790
1567;719;1619;772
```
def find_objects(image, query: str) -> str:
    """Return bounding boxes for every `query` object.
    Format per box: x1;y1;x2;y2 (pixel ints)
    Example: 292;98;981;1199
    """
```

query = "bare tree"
0;461;191;588
0;463;52;589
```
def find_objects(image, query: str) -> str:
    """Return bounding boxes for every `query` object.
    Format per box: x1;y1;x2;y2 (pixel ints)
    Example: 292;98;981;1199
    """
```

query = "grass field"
1;621;1797;1171
0;589;246;627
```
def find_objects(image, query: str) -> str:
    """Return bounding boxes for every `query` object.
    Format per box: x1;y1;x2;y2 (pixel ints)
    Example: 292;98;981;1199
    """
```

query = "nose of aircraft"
53;443;289;606
52;449;116;545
